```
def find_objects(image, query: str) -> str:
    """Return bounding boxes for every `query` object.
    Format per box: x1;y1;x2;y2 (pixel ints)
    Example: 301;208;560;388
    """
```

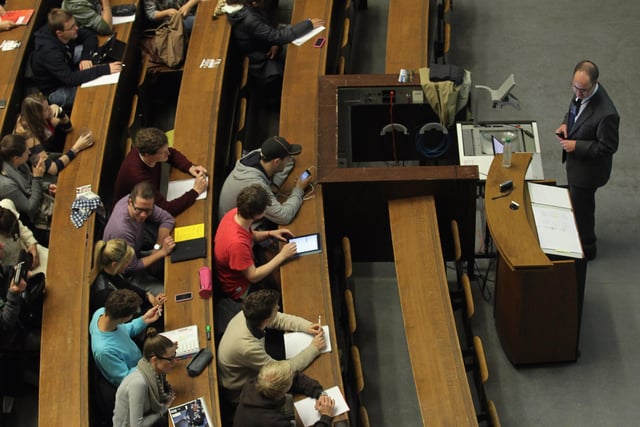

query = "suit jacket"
562;84;619;188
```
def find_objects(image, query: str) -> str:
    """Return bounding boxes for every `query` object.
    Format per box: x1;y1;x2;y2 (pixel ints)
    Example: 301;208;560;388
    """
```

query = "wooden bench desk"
38;9;140;426
0;0;42;135
385;0;429;74
278;0;347;425
162;2;231;424
388;195;477;426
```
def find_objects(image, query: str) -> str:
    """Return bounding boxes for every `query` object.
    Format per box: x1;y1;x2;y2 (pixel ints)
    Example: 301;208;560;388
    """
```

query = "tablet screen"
288;233;322;256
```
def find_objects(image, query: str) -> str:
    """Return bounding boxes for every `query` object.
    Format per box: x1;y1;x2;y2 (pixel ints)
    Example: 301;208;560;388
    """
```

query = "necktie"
567;98;582;134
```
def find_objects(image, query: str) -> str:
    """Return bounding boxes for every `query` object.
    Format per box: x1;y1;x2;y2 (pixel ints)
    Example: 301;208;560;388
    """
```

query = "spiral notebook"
160;325;199;359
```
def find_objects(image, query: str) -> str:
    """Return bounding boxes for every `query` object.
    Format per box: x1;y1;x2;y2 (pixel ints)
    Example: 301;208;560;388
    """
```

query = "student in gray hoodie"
218;136;312;226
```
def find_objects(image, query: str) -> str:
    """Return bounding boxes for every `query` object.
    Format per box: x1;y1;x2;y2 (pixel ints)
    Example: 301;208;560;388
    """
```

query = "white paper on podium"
294;386;349;427
284;326;331;359
167;178;207;201
292;26;325;46
528;182;583;258
81;72;120;88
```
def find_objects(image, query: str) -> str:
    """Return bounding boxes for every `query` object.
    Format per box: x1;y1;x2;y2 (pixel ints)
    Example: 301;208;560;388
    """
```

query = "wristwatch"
153;244;161;250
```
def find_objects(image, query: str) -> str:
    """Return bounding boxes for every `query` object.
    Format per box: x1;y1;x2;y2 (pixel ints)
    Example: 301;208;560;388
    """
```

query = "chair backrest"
342;236;352;280
351;345;364;394
488;399;501;427
345;288;357;335
462;273;475;321
473;336;489;384
359;405;370;427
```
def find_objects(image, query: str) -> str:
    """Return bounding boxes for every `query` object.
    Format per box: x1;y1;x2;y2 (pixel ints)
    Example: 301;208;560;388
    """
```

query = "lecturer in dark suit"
555;60;619;261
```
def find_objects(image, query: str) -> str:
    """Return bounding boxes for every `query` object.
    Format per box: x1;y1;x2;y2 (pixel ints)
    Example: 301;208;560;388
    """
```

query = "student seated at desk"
62;0;114;35
234;360;335;427
113;127;208;217
15;93;95;176
1;246;41;410
0;134;52;246
218;136;311;226
143;0;199;34
112;328;177;427
214;184;297;300
0;200;48;275
222;0;324;87
217;289;326;405
90;289;163;387
103;181;176;296
89;238;166;318
30;8;123;110
0;4;18;31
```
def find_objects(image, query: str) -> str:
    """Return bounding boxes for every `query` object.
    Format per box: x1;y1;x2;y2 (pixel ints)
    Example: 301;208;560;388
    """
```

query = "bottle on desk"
502;137;512;168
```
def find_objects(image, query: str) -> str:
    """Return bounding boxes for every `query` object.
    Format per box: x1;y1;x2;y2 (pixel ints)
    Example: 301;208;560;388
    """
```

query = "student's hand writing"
192;172;208;194
307;323;323;335
189;165;208;176
314;395;335;417
311;332;326;351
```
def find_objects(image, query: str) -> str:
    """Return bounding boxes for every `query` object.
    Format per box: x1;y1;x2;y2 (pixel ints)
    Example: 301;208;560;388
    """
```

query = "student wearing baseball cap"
218;136;311;226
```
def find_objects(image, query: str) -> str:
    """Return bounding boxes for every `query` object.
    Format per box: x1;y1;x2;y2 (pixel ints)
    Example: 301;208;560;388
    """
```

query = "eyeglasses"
572;84;593;94
156;353;177;362
62;20;78;32
130;200;154;215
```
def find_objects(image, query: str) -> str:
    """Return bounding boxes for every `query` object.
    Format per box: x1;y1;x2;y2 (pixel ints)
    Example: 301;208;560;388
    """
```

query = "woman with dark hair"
112;327;178;427
0;134;51;244
14;92;94;176
89;239;166;317
0;199;48;274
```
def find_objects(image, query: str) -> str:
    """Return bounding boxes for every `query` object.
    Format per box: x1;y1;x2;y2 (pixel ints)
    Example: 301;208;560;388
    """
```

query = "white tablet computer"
288;233;322;256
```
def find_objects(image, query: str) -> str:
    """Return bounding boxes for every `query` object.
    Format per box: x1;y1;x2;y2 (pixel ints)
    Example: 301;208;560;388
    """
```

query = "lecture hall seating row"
0;0;42;135
161;1;235;424
38;2;142;425
277;0;349;425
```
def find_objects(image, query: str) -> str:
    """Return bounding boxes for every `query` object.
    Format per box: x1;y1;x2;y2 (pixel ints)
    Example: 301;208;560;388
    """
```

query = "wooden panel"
389;195;477;426
0;0;42;134
162;2;230;425
278;1;347;425
385;0;429;73
485;153;552;270
38;6;138;425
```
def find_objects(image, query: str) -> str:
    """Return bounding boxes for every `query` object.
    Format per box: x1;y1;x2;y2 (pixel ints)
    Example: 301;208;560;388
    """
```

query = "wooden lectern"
485;153;583;365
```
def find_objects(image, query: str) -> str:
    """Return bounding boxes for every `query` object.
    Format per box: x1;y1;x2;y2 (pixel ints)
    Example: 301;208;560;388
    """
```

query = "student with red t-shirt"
214;184;297;300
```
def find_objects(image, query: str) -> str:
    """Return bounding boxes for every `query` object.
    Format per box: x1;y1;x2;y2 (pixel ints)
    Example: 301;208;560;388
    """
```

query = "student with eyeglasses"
29;8;123;110
103;181;176;296
112;327;178;427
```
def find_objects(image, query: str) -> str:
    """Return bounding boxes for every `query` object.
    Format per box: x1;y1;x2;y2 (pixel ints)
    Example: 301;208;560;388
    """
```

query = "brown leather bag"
151;13;186;68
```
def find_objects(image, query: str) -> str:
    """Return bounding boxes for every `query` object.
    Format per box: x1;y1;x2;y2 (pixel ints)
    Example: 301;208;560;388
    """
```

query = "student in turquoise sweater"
89;289;162;386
